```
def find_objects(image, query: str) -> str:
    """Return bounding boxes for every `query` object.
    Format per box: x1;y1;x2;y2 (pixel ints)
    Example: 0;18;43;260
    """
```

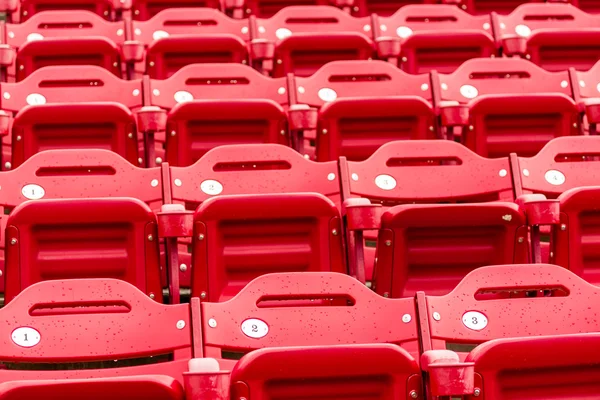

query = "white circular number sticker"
396;26;413;39
375;174;397;191
275;28;292;40
11;327;41;348
26;93;46;105
21;184;45;200
462;311;488;331
460;84;479;99
174;90;193;103
545;169;566;186
515;24;531;38
318;88;337;102
152;30;170;40
200;179;223;196
241;318;269;339
26;33;44;42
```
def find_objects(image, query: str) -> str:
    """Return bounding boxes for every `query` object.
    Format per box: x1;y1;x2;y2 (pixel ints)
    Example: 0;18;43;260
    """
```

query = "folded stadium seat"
432;57;580;158
198;272;421;370
16;0;128;22
570;59;600;134
0;66;144;169
550;186;600;286
291;60;438;161
1;11;134;82
230;345;421;400
0;278;191;398
130;0;221;20
340;139;515;283
4;197;163;302
493;3;600;71
191;193;346;301
0;149;163;296
145;63;289;167
130;8;250;79
374;5;497;74
418;264;600;398
165;144;340;295
511;136;600;199
249;6;375;77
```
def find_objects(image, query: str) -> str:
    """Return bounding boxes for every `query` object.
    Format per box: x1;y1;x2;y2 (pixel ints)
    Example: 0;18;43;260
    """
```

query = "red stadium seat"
230;345;422;400
131;0;221;20
512;136;600;199
199;272;420;368
341;140;514;282
191;193;346;301
374;202;528;297
131;8;249;79
0;66;144;168
250;6;374;77
242;0;338;18
291;60;437;161
419;264;600;398
146;64;289;166
166;143;340;291
2;11;130;82
551;186;600;285
0;278;191;397
352;0;437;18
4;197;162;302
459;0;542;15
433;57;579;158
494;3;600;71
376;5;496;74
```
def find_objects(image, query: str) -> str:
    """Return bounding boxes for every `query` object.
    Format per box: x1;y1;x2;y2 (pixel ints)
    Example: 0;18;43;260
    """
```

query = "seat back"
4;197;162;302
134;9;250;78
552;186;600;285
131;0;221;20
252;6;374;77
150;65;289;166
463;0;538;15
0;279;191;384
230;344;422;400
512;137;600;198
421;264;600;352
435;58;579;158
6;11;126;81
169;143;340;208
378;5;496;73
191;193;345;301
494;3;600;71
375;202;528;297
18;0;121;21
200;272;419;365
293;61;437;161
466;333;600;400
341;140;514;205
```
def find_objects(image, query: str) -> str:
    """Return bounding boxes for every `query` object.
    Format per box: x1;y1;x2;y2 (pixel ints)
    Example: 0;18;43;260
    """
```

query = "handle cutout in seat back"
386;156;462;167
29;300;132;316
329;74;391;82
39;79;106;88
213;160;292;171
36;166;117;176
474;286;569;300
256;294;355;308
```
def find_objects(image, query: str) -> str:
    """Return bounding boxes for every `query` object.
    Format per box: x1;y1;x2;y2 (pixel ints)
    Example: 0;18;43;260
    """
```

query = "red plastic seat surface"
4;197;162;302
17;0;123;22
191;192;345;301
434;57;579;158
230;344;422;400
132;8;249;79
131;0;221;20
494;3;600;71
377;5;496;73
293;60;437;161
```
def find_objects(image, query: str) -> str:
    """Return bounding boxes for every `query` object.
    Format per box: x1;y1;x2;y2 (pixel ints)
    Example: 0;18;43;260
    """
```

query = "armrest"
121;40;145;63
184;359;230;400
137;106;168;133
502;36;528;57
439;102;469;127
421;350;475;397
375;37;401;59
578;98;600;124
343;198;383;231
515;194;560;226
0;44;15;67
250;39;275;61
0;110;11;136
157;204;194;238
288;104;317;130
